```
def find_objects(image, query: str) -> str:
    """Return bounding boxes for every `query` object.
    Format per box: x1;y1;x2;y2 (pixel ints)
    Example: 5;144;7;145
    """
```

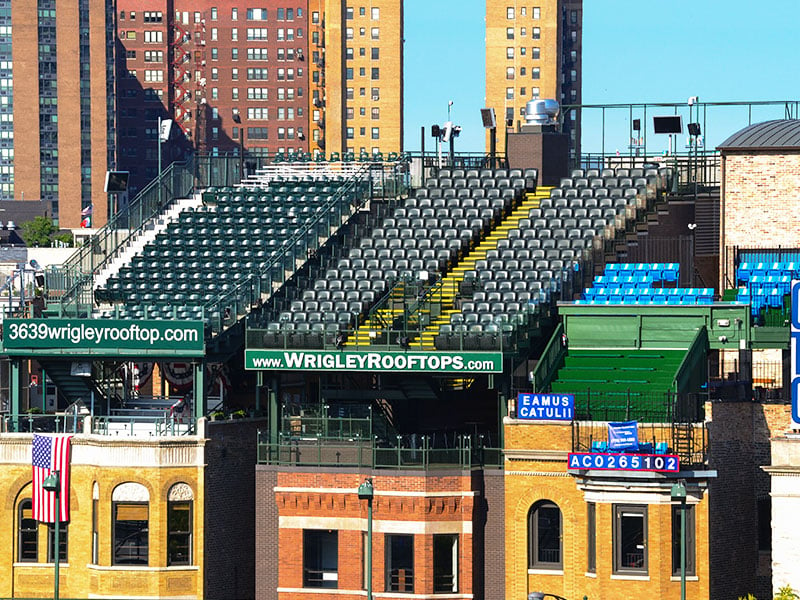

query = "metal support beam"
10;359;20;431
193;361;205;420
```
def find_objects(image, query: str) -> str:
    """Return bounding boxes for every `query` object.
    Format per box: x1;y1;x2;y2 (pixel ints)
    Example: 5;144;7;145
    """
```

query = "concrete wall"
767;435;800;593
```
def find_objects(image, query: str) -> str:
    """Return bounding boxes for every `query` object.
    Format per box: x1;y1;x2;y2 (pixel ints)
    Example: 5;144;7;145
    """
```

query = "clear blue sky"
403;0;800;154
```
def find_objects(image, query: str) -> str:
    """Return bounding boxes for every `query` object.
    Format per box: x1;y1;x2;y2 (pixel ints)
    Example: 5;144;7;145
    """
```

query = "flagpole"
42;471;60;600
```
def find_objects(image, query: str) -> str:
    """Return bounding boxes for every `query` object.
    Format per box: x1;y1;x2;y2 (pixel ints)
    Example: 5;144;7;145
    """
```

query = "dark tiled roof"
717;119;800;151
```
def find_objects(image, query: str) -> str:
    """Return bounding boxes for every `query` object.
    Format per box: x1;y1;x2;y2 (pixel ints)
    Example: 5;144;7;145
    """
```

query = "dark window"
371;48;379;60
757;498;771;552
386;534;414;592
92;497;99;564
528;501;562;569
303;530;338;588
433;534;457;593
18;499;37;562
168;501;192;565
672;504;696;576
587;502;596;573
113;502;149;565
613;505;647;574
47;521;68;562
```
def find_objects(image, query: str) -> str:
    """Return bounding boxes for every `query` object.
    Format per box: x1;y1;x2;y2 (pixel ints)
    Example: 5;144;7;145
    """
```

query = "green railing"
531;322;566;393
280;415;373;440
202;164;378;335
46;158;197;316
257;432;502;469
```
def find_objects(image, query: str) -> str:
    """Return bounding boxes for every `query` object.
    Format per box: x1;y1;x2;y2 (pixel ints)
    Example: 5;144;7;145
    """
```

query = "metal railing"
257;432;502;470
571;420;708;468
1;413;196;436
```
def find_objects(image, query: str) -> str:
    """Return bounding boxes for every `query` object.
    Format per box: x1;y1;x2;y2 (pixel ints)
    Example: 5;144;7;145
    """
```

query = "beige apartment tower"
485;0;581;158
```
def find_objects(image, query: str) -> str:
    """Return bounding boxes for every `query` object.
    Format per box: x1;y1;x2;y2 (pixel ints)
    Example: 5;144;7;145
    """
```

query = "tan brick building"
718;119;800;289
485;0;581;158
504;418;712;600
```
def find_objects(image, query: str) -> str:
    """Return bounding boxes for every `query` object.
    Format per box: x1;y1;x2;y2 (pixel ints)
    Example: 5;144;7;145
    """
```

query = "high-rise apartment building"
485;0;581;159
116;0;403;192
2;0;115;228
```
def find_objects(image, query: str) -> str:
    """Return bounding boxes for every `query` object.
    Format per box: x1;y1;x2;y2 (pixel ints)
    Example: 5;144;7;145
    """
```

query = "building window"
247;28;268;41
587;502;596;573
613;504;647;574
532;47;540;59
371;87;380;100
506;87;514;100
231;7;238;20
506;67;515;80
346;127;354;139
247;48;269;61
346;68;353;80
211;48;218;60
345;27;353;40
248;127;268;139
433;534;458;593
532;86;540;97
570;69;577;82
528;501;562;569
506;27;514;40
532;67;540;79
371;7;380;19
312;11;319;24
371;107;380;120
371;127;379;140
386;534;414;592
346;88;354;100
47;522;68;563
532;27;540;40
345;6;353;19
113;503;149;565
570;9;578;24
112;483;150;566
371;27;379;40
371;68;379;80
371;48;379;60
520;86;526;96
92;485;99;564
232;68;239;80
303;530;338;588
210;27;218;41
246;8;267;20
143;30;163;43
507;7;515;19
248;107;269;120
210;7;217;20
167;484;193;566
231;48;239;60
533;6;541;19
672;504;696;576
18;499;37;562
506;47;514;59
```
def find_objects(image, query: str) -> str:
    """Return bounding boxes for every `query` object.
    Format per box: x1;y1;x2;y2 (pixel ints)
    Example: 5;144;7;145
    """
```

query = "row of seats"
735;258;798;316
434;167;670;350
579;288;714;305
737;261;800;283
260;169;525;346
570;167;665;179
97;177;353;314
604;262;680;281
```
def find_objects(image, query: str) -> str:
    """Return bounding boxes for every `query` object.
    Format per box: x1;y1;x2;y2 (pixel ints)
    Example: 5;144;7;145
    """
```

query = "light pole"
42;471;60;600
358;478;374;600
671;480;687;600
232;112;244;182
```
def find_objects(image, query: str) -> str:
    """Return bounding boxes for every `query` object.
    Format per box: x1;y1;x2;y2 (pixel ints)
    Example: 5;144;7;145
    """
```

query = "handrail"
50;159;196;315
202;163;387;334
531;322;566;393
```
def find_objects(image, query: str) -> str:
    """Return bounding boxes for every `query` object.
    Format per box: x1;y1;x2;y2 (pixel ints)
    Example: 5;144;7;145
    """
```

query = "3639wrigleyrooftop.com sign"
245;349;503;373
3;319;205;355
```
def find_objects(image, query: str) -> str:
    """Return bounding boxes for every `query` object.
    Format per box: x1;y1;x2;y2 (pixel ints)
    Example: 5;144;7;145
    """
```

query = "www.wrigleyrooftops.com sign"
3;319;205;355
245;349;503;373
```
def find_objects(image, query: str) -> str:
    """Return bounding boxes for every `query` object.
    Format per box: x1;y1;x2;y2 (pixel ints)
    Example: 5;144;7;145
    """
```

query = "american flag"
32;434;72;523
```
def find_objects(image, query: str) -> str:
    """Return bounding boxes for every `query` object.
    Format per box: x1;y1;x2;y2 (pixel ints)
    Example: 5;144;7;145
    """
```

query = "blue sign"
792;281;800;427
608;420;639;451
568;452;680;473
517;393;574;420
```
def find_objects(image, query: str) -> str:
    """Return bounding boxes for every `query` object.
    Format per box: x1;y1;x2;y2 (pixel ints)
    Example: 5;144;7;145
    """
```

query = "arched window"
167;483;193;566
18;499;38;562
528;500;562;569
112;482;149;565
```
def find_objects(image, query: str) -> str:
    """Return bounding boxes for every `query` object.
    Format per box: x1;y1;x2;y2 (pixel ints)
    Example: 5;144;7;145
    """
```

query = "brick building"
116;0;403;194
484;0;581;158
1;0;114;227
0;417;262;600
718;119;800;290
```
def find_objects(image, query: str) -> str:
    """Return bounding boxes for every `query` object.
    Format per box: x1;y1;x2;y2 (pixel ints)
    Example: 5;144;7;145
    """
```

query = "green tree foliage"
775;586;800;600
20;216;57;247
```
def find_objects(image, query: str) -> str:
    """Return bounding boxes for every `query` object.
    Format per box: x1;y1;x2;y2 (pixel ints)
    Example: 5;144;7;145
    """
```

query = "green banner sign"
3;319;205;355
245;349;503;373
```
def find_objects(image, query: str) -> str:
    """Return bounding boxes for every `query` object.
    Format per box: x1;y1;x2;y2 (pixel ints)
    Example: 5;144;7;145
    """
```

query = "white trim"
670;575;699;582
13;562;71;568
610;574;650;581
527;568;564;575
278;589;366;596
87;596;196;600
584;572;597;578
273;487;476;498
278;516;471;535
505;471;571;478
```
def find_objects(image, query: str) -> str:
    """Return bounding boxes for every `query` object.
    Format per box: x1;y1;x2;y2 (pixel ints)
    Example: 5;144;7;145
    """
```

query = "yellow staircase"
348;280;414;347
417;187;552;350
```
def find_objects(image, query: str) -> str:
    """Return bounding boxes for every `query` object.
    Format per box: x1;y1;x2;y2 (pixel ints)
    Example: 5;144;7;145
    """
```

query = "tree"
20;216;57;247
